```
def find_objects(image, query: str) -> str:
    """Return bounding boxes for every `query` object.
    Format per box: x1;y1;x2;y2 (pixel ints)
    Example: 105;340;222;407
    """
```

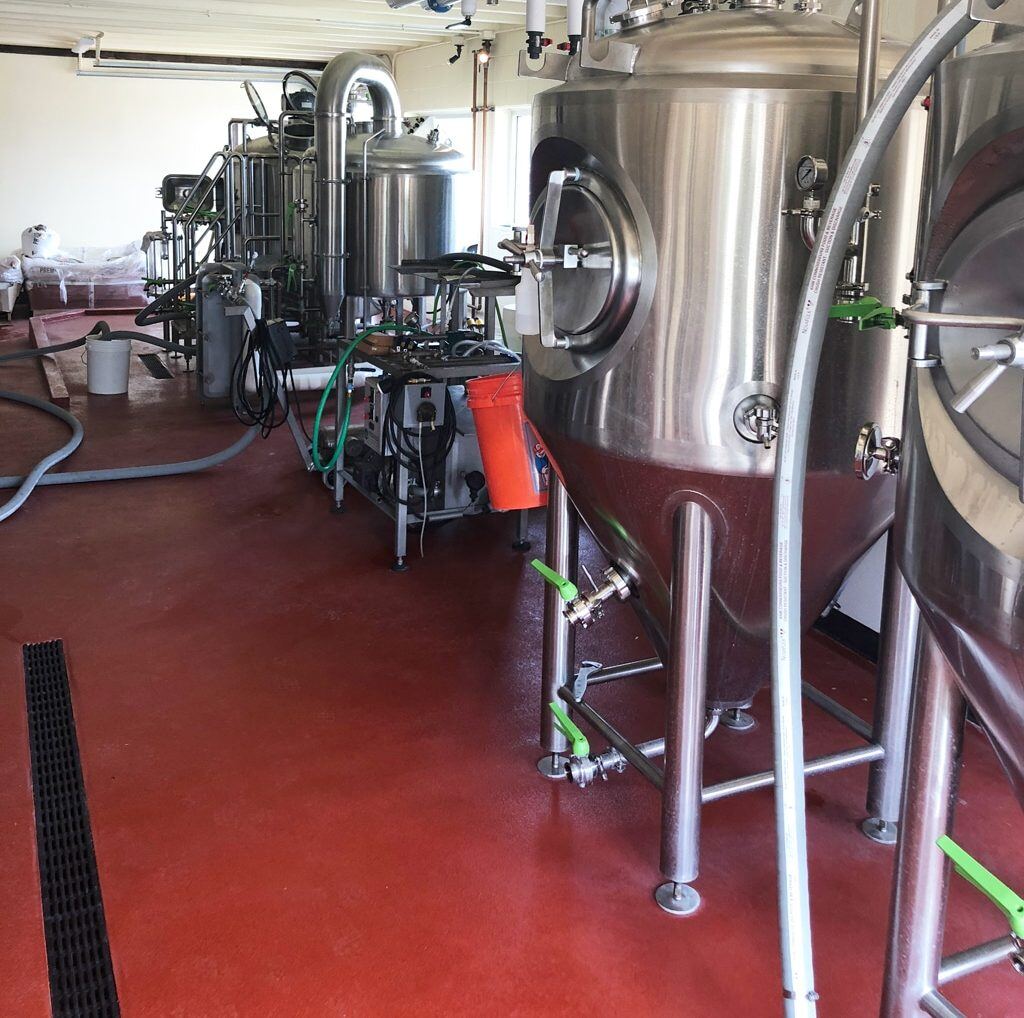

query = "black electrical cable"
230;318;291;438
379;374;457;507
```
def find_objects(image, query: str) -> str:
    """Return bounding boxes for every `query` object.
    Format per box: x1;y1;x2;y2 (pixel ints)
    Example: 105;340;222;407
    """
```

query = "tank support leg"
864;544;922;845
881;627;966;1016
392;461;410;572
656;502;713;916
538;475;578;779
512;508;531;551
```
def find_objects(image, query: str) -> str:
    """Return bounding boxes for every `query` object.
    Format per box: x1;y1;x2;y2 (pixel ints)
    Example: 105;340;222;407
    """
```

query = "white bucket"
86;336;131;395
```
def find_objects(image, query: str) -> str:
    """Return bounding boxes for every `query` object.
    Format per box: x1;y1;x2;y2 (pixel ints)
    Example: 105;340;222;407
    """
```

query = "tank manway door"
502;165;641;354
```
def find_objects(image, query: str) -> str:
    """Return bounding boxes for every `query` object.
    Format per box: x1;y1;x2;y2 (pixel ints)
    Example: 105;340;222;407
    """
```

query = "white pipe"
566;0;584;53
272;366;373;392
461;0;477;18
526;0;545;57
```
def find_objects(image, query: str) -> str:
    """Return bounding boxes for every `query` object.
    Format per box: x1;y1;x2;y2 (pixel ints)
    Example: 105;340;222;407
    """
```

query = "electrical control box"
364;378;447;454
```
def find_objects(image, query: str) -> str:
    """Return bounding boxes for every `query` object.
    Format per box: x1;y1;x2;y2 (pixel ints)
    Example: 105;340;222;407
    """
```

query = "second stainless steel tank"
345;131;461;298
898;25;1024;801
524;6;925;707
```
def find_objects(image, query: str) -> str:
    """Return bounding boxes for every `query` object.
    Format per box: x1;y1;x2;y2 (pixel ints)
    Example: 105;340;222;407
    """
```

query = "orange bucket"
466;372;549;511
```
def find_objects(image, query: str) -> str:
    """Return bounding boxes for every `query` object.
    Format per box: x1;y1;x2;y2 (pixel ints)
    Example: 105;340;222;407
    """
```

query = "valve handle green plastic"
829;295;899;331
548;701;590;757
530;559;579;602
938;835;1024;939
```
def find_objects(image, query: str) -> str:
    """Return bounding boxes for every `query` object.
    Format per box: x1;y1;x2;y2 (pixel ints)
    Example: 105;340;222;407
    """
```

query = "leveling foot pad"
721;708;756;732
536;753;569;780
861;817;899;845
655;881;701;916
23;640;121;1017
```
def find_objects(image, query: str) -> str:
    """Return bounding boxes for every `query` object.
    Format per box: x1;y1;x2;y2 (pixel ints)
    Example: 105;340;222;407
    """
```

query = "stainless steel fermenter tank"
524;4;925;708
877;20;1024;1015
898;24;1024;802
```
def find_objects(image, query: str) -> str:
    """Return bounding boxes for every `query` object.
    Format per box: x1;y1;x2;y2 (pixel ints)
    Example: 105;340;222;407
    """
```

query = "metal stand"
391;460;409;572
512;508;532;550
656;503;713;916
864;545;922;845
538;475;578;780
881;627;967;1017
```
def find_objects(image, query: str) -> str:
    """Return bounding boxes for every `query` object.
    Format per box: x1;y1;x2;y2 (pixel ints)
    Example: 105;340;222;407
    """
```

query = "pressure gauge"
796;155;829;193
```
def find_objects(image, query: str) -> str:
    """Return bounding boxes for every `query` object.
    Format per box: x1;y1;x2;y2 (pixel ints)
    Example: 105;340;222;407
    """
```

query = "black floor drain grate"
23;640;120;1018
138;353;173;379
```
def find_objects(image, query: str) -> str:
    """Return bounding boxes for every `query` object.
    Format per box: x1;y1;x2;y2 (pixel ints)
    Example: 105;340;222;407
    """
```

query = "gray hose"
0;389;258;522
0;391;84;522
0;422;257;491
768;3;977;1013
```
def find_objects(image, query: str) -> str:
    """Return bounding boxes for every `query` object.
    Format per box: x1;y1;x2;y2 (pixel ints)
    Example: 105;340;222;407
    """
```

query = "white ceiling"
0;0;564;62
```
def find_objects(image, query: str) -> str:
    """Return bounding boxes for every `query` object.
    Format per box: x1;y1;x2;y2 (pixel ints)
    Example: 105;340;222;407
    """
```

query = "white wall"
0;53;279;254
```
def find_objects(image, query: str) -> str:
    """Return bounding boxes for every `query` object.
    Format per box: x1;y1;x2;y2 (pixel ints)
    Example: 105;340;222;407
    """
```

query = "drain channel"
23;640;120;1018
138;353;173;379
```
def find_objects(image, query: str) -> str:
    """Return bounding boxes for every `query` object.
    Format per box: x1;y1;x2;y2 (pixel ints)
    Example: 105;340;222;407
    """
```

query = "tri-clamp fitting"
531;558;632;629
564;565;632;628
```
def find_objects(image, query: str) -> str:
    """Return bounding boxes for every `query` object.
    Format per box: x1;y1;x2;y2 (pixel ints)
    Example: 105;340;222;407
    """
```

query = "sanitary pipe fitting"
564;565;631;628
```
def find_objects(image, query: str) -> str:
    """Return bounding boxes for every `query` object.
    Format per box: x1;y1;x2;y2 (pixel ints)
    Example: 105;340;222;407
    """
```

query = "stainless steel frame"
534;495;918;906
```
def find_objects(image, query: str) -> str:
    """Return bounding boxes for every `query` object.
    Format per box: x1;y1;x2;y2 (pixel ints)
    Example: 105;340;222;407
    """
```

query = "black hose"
0;327;196;364
136;273;196;328
437;251;513;274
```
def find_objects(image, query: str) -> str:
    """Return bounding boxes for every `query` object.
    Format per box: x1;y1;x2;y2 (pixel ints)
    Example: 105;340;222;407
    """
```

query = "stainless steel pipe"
702;744;884;805
586;658;663;685
657;503;713;913
314;53;401;330
881;629;967;1016
558;689;665;789
540;475;579;772
802;682;874;742
938;936;1019;986
864;550;921;843
856;0;882;125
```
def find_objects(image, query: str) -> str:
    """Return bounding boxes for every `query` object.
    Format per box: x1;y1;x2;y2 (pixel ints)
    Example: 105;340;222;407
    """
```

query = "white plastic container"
86;336;131;395
514;272;540;337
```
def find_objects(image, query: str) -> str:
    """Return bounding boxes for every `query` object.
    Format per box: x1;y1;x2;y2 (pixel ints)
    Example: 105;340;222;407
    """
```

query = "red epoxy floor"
1;314;1022;1017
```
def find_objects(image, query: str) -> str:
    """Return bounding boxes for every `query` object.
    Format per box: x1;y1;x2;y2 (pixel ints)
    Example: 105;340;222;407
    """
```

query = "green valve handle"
548;702;590;757
530;559;579;602
938;835;1024;939
829;296;899;331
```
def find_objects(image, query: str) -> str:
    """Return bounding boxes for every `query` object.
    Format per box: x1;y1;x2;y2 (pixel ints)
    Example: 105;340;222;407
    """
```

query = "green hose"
311;324;418;474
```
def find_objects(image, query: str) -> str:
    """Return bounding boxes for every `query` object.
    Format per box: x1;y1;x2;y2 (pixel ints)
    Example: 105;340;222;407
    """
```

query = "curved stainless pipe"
314;52;402;330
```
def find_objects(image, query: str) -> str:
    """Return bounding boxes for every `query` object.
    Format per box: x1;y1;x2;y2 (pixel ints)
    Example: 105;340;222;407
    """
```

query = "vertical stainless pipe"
657;502;713;914
314;53;402;332
864;545;922;842
881;629;967;1016
856;0;883;125
539;475;579;770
